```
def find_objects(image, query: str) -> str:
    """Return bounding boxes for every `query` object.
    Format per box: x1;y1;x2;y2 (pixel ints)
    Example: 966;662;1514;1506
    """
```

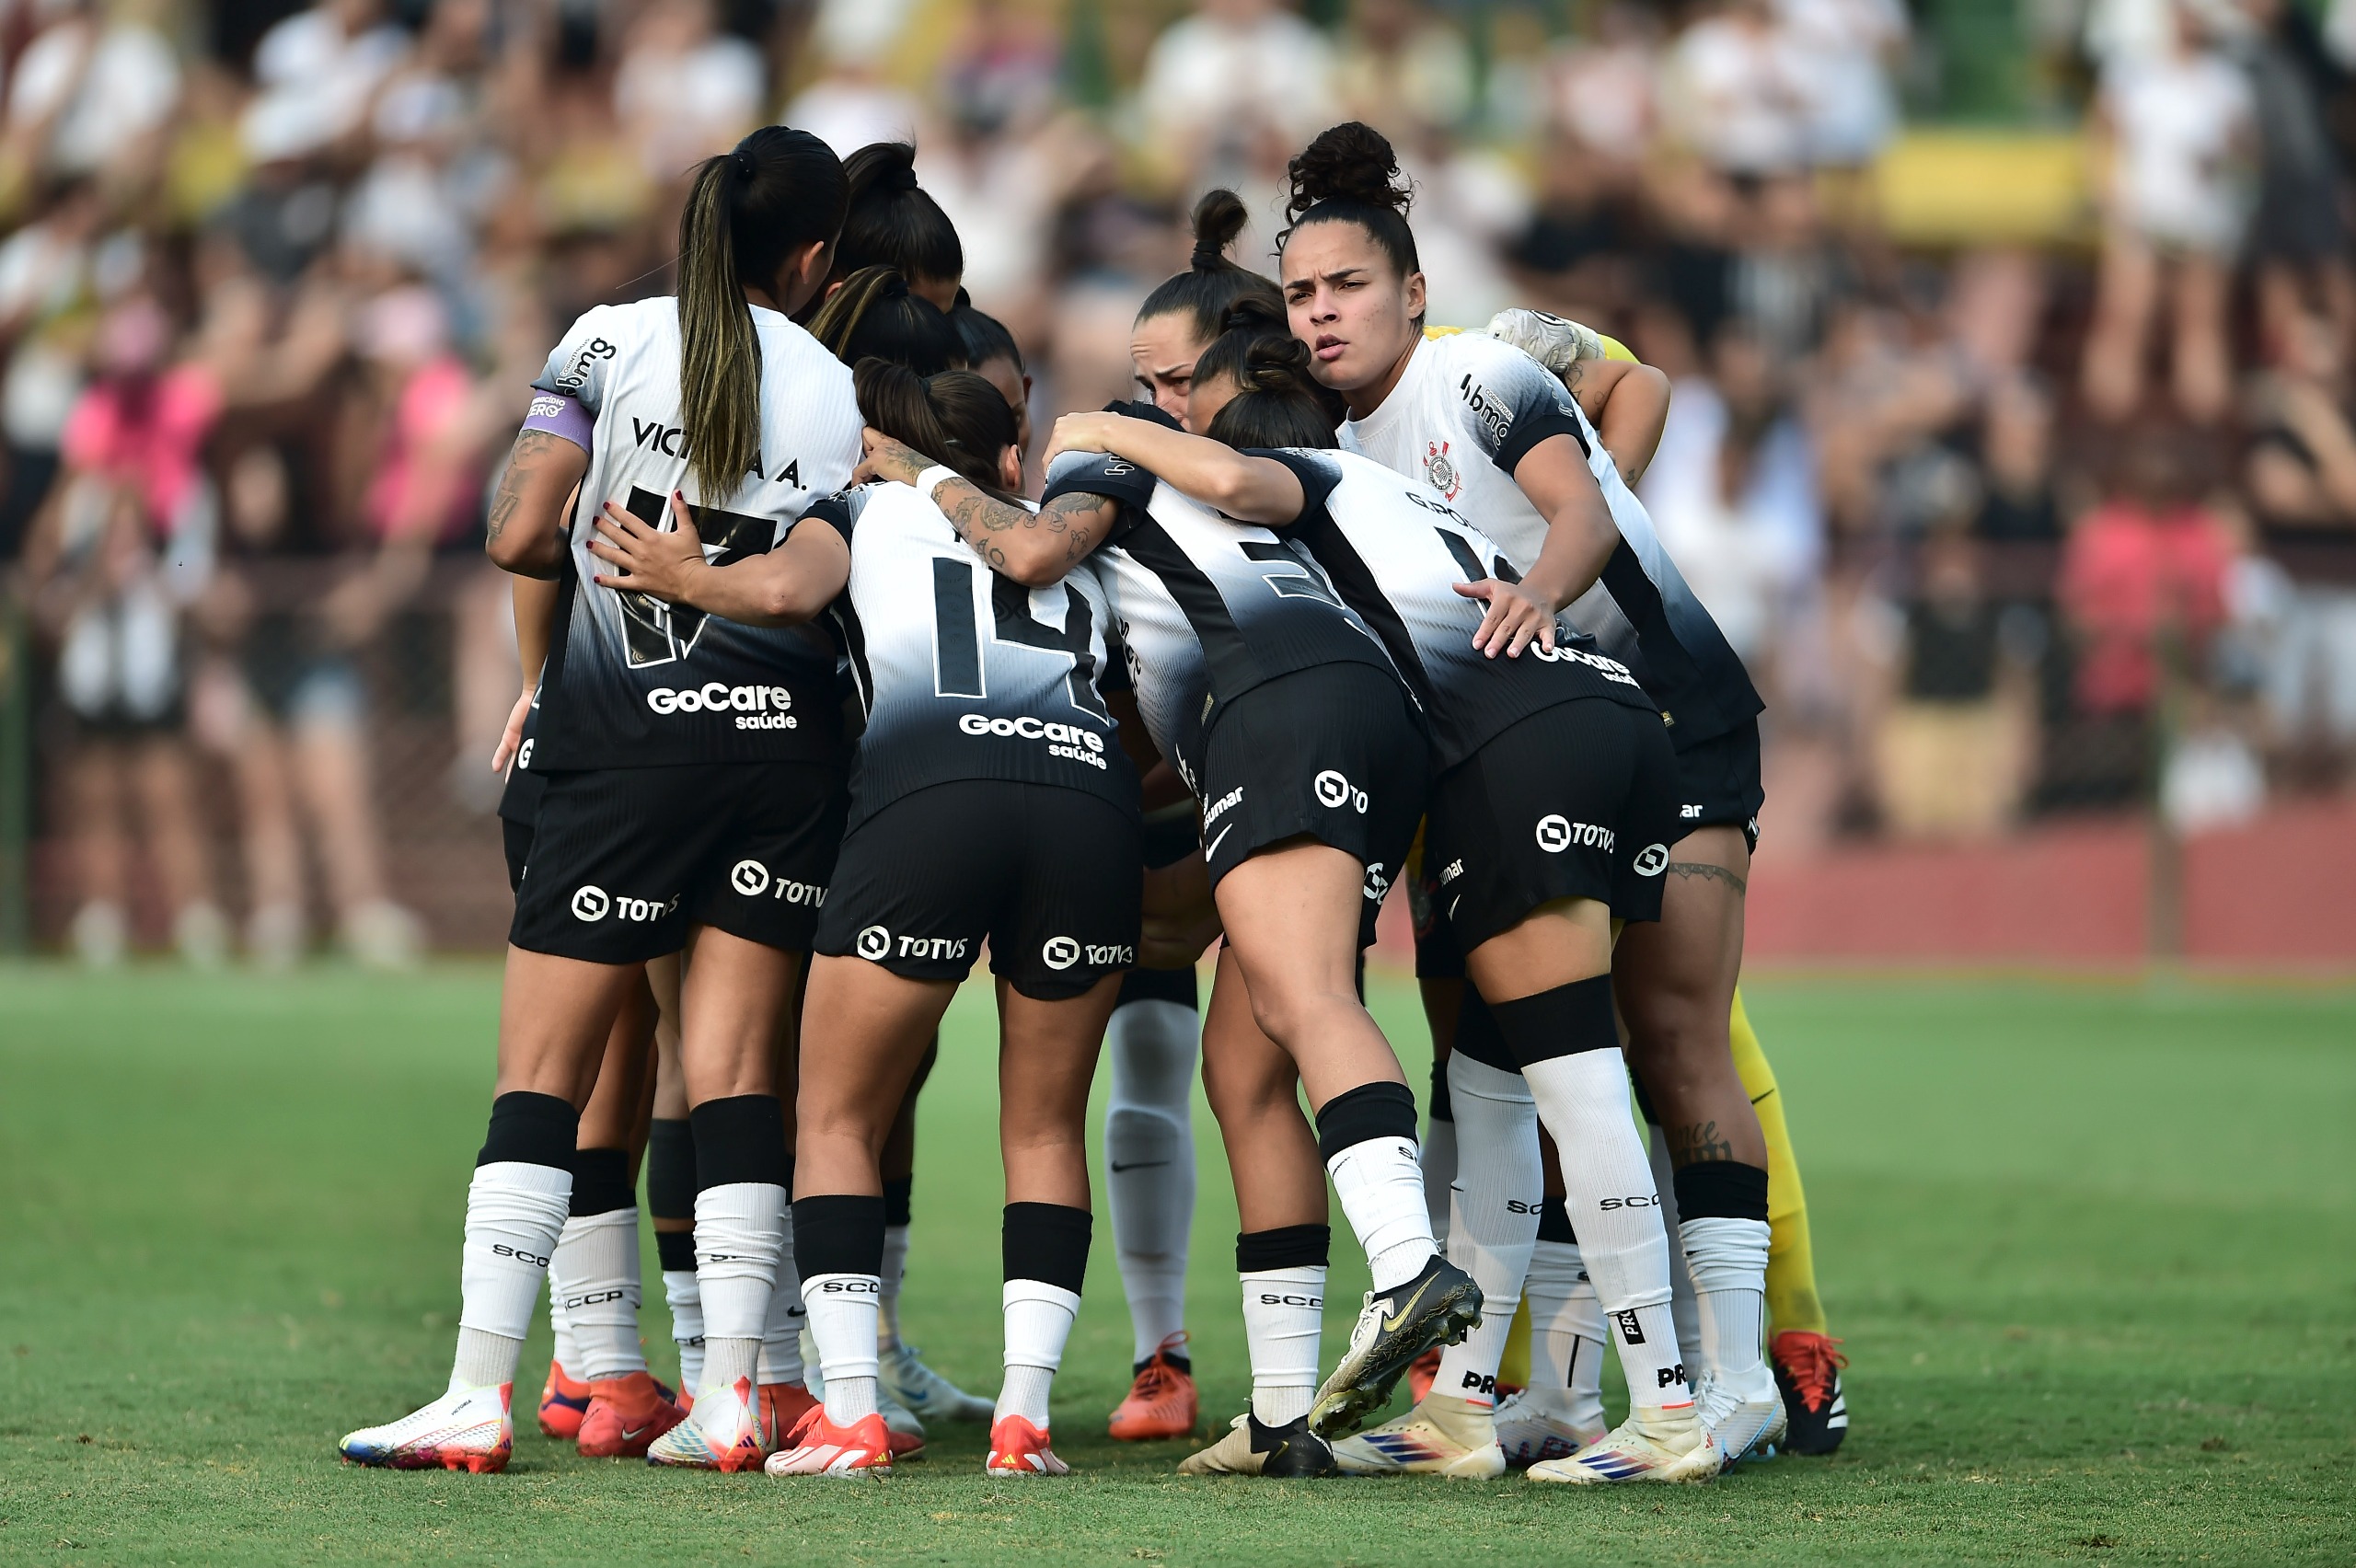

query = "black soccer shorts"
1196;662;1429;951
510;761;847;963
1670;717;1764;853
814;779;1142;1000
1420;697;1680;959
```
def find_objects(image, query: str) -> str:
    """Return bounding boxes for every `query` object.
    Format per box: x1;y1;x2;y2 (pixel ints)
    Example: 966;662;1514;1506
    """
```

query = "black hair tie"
884;164;920;193
1190;244;1223;270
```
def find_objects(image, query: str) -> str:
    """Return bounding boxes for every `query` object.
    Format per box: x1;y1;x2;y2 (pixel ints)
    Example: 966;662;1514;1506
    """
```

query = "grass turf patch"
0;966;2350;1564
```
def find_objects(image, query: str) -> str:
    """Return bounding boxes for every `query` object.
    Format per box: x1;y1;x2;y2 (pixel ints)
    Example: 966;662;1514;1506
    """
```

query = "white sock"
1420;1113;1457;1250
553;1207;645;1381
1681;1216;1772;1383
454;1160;572;1390
757;1222;806;1387
547;1283;579;1378
1522;1239;1606;1431
878;1223;910;1353
1240;1266;1324;1427
998;1280;1080;1428
1432;1055;1540;1408
1325;1134;1435;1293
1105;996;1199;1363
662;1267;704;1391
693;1182;783;1400
1521;1051;1690;1412
1649;1125;1702;1365
803;1272;882;1424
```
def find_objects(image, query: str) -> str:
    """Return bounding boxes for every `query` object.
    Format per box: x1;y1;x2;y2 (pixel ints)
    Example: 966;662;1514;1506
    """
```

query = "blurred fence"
4;559;514;961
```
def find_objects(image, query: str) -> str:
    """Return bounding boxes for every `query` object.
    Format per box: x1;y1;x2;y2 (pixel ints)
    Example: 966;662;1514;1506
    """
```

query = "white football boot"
1330;1393;1507;1478
1696;1363;1788;1470
1526;1403;1719;1485
339;1383;513;1472
880;1343;994;1424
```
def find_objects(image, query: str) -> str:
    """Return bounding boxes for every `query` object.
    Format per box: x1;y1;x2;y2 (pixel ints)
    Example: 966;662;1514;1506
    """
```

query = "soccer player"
864;377;1484;1483
597;359;1138;1477
336;128;860;1475
802;162;1008;1435
1091;190;1292;1445
1276;121;1784;1466
1476;313;1851;1458
1045;312;1718;1483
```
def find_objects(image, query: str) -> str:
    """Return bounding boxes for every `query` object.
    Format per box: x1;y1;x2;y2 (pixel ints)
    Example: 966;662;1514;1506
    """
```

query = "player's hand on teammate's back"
589;490;706;602
854;427;931;487
1455;577;1557;659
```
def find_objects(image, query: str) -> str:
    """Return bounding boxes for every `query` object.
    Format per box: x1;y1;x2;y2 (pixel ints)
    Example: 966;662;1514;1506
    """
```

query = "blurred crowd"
2;0;2354;963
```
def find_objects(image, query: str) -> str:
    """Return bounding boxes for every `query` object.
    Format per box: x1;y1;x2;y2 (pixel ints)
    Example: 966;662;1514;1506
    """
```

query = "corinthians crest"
1423;439;1461;501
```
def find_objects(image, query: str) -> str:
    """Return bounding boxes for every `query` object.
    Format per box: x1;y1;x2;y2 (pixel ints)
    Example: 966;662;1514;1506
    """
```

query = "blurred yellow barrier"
1867;129;2094;248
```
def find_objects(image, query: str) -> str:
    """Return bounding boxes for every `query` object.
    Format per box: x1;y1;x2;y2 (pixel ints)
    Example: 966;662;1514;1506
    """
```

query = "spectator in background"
2081;0;2254;424
21;296;222;965
2061;428;2236;798
1334;0;1474;145
785;0;924;156
921;1;1069;329
240;0;407;167
2235;0;2353;352
3;0;181;192
2244;312;2356;775
1875;526;2035;838
1542;2;1662;182
616;0;765;182
0;177;105;560
1138;0;1336;195
1662;0;1815;179
1778;0;1906;169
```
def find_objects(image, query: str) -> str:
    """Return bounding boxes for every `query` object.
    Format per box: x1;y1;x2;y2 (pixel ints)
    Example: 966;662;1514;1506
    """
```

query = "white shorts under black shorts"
1418;697;1678;964
1198;662;1429;951
814;779;1142;999
510;761;847;963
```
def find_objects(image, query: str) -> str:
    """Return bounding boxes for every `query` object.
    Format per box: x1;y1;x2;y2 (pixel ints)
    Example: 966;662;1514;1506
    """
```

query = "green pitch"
1;966;2350;1565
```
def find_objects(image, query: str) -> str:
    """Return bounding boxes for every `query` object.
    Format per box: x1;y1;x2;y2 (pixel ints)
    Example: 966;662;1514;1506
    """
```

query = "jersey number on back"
615;488;778;667
1239;540;1347;609
930;558;1111;723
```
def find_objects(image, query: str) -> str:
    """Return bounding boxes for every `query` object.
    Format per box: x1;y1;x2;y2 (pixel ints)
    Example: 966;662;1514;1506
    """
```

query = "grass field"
1;965;2351;1565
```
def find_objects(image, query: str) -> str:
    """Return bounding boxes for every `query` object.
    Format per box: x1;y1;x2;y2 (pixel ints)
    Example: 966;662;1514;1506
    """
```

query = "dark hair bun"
1286;121;1412;225
1189;189;1251;271
1240;333;1316;396
1218;295;1285;339
856;141;921;195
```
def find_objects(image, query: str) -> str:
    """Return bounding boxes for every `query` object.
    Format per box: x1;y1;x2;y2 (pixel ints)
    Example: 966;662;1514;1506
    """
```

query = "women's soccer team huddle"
339;119;1850;1486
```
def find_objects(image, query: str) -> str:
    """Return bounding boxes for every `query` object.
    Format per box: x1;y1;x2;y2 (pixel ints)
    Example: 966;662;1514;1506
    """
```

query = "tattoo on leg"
1667;861;1747;894
1669;1121;1734;1165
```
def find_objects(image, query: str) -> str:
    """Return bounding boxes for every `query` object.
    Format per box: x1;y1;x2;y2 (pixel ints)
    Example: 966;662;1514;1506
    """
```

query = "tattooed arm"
856;429;1119;587
483;429;590;579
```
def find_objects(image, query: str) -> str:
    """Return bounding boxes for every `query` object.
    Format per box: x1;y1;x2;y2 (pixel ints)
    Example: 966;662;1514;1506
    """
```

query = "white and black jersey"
804;481;1134;832
1247;446;1656;770
1338;329;1761;750
1039;447;1403;792
523;297;863;770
